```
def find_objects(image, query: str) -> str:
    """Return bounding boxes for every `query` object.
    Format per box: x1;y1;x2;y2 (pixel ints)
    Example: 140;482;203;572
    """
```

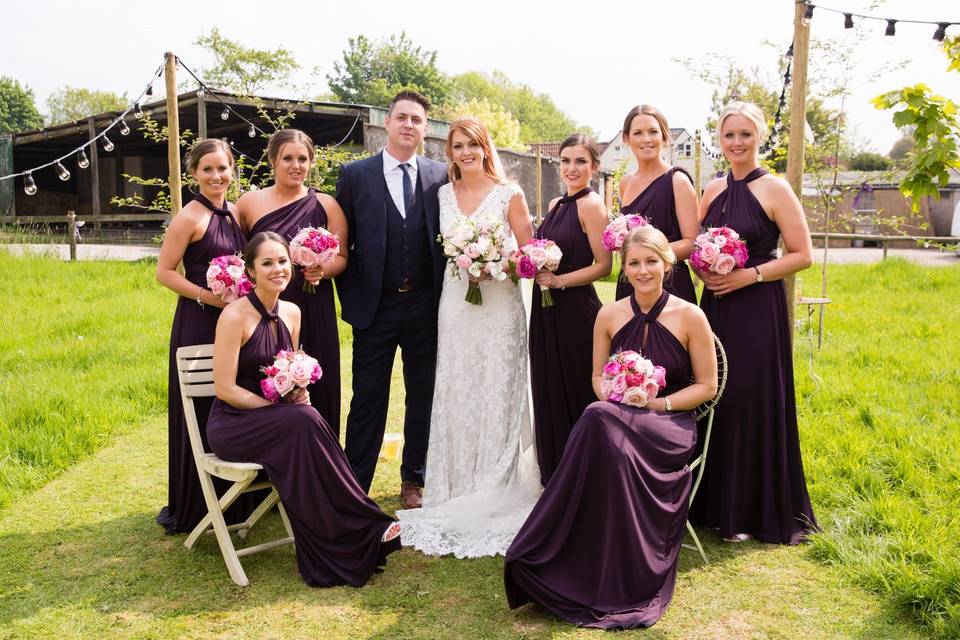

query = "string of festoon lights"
0;63;165;193
1;56;365;193
799;0;957;40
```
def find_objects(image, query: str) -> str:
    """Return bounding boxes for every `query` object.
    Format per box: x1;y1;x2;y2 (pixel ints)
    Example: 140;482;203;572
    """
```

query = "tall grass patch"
795;259;960;638
0;250;171;510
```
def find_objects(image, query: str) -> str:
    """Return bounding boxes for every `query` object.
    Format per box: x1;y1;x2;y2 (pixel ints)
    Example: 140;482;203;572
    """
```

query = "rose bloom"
612;374;628;395
622;386;648;407
455;254;473;270
273;372;295;396
289;361;313;387
210;280;226;296
261;378;280;402
466;243;482;259
527;246;548;267
652;366;667;389
698;242;720;264
516;255;538;279
600;378;613;399
714;235;728;248
715;253;737;275
226;264;244;282
603;361;622;376
273;357;290;372
642;378;661;401
207;264;222;278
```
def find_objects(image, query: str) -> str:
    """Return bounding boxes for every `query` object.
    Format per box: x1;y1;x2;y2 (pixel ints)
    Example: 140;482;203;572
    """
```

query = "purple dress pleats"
688;167;817;544
530;188;602;485
206;292;399;587
505;291;696;629
157;194;260;534
615;168;697;303
250;189;341;432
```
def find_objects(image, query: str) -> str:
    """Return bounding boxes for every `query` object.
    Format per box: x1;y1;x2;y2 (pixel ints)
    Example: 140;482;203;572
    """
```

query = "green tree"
327;32;450;108
874;36;960;211
46;87;127;125
194;27;299;95
888;135;914;163
848;151;891;171
448;71;586;143
0;76;43;133
438;97;525;151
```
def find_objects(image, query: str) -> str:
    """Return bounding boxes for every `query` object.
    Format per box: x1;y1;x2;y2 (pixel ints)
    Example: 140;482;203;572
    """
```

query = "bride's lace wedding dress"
396;181;541;558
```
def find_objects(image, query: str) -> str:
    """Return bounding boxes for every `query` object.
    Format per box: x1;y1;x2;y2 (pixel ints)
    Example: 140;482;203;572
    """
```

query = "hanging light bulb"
221;108;230;120
801;3;814;27
785;44;794;59
145;83;153;97
197;86;205;99
134;102;144;119
885;20;896;36
119;118;130;136
77;149;90;169
784;70;792;86
23;172;37;195
248;124;256;138
843;13;854;29
102;134;114;152
55;162;71;181
933;23;948;42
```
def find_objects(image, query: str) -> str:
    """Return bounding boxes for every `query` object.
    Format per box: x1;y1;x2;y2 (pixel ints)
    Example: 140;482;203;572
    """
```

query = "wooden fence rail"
810;232;959;259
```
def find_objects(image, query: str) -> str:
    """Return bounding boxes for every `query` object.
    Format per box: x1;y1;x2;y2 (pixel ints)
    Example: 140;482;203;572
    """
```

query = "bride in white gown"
396;117;542;558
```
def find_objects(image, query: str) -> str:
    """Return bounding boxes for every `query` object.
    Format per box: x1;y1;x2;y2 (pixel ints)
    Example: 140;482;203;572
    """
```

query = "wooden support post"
66;210;77;261
165;52;182;215
604;174;614;215
87;116;101;233
785;0;811;344
694;130;703;195
197;91;208;139
535;148;543;227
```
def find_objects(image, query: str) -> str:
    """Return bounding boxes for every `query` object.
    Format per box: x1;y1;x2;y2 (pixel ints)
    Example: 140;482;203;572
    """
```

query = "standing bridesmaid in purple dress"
505;227;717;629
207;232;400;587
615;105;699;303
156;139;257;533
688;101;817;544
529;134;611;485
239;129;346;432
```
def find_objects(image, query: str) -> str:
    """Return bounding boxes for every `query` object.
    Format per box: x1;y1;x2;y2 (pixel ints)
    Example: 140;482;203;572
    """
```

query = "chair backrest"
175;344;217;466
694;334;728;422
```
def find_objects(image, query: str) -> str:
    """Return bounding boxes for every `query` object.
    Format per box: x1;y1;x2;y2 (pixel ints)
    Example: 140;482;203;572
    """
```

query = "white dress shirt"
382;148;419;219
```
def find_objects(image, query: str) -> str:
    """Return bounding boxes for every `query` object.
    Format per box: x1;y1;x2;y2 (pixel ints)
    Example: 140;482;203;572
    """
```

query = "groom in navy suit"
335;90;447;507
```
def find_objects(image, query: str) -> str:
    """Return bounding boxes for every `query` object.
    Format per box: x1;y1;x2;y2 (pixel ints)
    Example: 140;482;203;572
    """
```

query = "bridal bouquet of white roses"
438;217;516;305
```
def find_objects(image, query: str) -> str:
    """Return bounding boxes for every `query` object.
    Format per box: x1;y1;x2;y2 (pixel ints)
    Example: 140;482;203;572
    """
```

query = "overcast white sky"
2;0;958;153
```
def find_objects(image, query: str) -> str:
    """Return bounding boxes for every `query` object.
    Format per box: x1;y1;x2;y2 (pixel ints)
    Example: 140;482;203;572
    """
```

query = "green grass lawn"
0;250;957;638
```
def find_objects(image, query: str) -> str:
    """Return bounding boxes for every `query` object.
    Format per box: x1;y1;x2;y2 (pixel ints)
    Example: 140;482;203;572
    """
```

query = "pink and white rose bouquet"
289;226;340;293
599;350;667;408
512;239;564;307
206;254;253;303
690;226;748;275
438;217;516;305
260;348;322;403
601;213;649;252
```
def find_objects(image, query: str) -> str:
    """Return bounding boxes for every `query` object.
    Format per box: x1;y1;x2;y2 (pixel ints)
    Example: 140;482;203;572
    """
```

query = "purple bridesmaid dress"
505;291;696;629
689;167;817;544
206;293;399;587
157;194;260;534
250;188;341;432
529;188;602;485
615;167;698;304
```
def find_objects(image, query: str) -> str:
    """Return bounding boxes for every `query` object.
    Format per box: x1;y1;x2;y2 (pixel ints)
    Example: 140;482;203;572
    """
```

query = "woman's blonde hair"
445;118;507;184
717;101;768;144
620;225;676;273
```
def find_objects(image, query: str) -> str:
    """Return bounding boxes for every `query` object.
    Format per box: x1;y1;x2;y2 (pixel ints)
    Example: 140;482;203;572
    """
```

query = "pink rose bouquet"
437;217;516;305
290;226;340;293
690;226;748;275
260;348;322;403
599;350;667;408
206;254;253;303
511;239;564;307
601;214;649;252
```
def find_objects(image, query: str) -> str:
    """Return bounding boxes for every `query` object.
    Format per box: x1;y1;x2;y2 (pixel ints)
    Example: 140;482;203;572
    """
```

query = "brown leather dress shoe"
400;481;423;509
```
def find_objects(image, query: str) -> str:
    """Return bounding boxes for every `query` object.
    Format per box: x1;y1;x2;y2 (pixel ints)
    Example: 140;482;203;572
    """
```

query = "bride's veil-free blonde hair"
445;118;510;184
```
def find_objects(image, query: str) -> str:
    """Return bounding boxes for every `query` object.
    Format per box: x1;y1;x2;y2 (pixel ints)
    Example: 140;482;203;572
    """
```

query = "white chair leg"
277;501;295;540
196;473;249;586
685;521;708;565
184;474;256;549
237;489;280;539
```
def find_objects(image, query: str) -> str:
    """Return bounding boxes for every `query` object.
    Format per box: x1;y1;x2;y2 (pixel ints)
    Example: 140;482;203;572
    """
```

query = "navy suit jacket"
335;152;448;330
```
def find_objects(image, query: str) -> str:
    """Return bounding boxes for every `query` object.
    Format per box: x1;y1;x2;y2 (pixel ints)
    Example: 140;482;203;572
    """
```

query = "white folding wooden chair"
176;344;294;586
682;334;728;564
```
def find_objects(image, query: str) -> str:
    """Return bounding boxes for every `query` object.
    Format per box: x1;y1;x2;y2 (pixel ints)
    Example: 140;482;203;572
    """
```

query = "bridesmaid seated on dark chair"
504;226;717;629
206;231;400;588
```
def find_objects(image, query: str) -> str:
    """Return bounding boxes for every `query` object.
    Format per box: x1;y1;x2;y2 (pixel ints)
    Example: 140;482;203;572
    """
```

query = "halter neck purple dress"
250;188;341;432
157;194;260;534
506;291;697;629
206;292;399;587
529;188;603;485
689;167;817;544
615;167;697;304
